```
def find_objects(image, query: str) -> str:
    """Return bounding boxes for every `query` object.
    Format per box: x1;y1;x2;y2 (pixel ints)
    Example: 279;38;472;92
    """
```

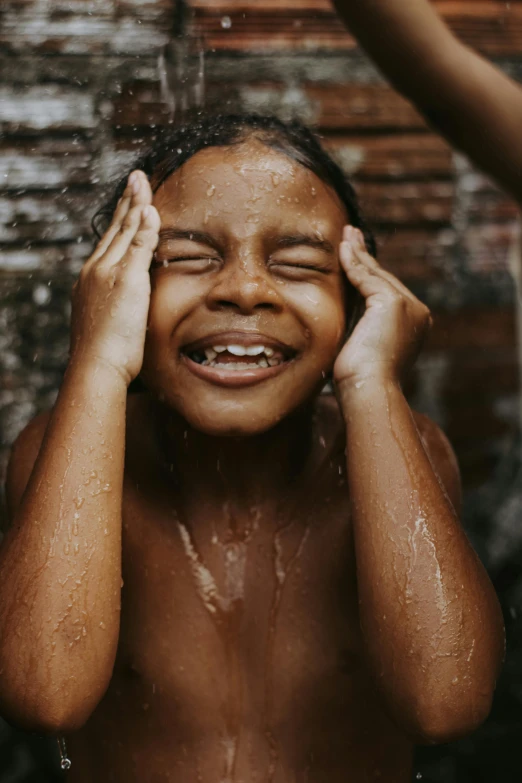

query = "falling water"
57;736;71;771
507;222;522;437
157;0;205;121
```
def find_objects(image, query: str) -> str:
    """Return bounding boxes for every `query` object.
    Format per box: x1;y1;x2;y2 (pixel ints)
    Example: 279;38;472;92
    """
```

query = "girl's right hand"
69;170;160;386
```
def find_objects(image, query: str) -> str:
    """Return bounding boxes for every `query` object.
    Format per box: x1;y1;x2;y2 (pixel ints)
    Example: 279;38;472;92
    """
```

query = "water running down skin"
0;141;504;782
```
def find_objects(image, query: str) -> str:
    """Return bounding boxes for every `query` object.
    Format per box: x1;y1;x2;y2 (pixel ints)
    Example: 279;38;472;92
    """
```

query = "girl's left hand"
334;225;432;389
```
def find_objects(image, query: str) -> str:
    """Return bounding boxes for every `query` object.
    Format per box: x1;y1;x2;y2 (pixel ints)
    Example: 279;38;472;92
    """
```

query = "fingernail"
142;205;151;218
128;171;137;186
131;176;141;195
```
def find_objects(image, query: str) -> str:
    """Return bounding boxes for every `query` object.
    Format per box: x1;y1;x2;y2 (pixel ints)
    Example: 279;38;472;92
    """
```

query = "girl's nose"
206;259;283;314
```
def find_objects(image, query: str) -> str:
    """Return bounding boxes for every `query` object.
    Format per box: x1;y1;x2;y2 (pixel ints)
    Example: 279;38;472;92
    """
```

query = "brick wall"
2;1;521;499
1;2;522;781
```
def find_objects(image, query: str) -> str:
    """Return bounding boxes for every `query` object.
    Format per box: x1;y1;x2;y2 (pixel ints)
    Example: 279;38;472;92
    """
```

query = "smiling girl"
0;114;504;783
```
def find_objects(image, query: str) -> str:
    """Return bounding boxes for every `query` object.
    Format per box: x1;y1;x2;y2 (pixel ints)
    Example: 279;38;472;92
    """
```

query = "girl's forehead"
153;140;347;226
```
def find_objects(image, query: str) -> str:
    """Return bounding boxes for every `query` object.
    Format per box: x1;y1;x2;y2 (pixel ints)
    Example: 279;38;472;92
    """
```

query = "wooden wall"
1;0;521;494
1;4;522;782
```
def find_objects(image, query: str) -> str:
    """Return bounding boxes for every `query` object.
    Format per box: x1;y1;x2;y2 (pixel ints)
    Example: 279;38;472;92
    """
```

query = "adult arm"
333;0;522;204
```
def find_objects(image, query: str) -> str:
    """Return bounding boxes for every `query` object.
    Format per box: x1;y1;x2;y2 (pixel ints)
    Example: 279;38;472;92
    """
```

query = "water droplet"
221;15;232;29
57;737;71;771
32;284;51;306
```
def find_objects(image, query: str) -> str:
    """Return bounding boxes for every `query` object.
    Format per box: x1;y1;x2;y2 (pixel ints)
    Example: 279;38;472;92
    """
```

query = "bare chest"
113;474;362;722
71;468;412;783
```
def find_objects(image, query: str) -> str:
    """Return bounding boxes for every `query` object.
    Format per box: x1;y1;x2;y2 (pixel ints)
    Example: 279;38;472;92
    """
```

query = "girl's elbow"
408;689;495;745
0;674;104;735
0;695;95;735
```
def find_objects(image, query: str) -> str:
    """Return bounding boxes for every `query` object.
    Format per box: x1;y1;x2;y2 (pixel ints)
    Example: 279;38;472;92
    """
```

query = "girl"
0;114;504;783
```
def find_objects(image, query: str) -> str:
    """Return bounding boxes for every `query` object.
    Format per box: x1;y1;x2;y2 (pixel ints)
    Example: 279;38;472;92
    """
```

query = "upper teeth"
204;344;275;360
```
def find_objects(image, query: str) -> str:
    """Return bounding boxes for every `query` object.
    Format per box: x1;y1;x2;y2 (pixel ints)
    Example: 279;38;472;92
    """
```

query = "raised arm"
335;226;505;742
333;0;522;204
0;171;159;733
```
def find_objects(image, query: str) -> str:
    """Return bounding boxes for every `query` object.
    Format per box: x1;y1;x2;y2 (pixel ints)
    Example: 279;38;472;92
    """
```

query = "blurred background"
1;0;522;780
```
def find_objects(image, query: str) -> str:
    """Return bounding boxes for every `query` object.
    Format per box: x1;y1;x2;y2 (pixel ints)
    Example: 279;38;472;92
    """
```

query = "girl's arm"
333;0;522;204
0;171;159;733
336;227;505;743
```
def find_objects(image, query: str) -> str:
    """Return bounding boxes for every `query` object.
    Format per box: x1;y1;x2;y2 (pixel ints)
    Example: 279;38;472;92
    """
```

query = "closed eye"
278;262;326;271
270;261;331;275
152;255;220;269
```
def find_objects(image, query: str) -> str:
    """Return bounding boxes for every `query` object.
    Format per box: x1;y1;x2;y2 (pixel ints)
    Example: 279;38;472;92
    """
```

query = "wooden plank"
3;0;522;55
0;4;170;55
464;187;520;223
0;193;94;243
325;134;453;179
193;0;522;55
356;180;454;226
0;140;93;190
460;223;521;272
375;228;452;281
305;83;427;131
0;242;92;273
0;87;95;133
377;222;518;281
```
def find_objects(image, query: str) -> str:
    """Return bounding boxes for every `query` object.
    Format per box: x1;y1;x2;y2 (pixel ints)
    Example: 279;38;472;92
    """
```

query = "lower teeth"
187;352;285;369
205;360;280;370
193;358;282;370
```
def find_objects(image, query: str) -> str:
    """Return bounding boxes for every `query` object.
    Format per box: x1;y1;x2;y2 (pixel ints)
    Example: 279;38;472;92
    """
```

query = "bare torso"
66;394;413;783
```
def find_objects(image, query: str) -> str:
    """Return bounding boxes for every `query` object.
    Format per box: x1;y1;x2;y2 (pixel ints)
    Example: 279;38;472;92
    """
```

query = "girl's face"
141;139;349;436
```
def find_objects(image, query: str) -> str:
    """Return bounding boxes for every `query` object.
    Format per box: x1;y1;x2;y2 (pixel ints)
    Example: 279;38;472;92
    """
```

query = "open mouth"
180;334;297;385
187;344;287;369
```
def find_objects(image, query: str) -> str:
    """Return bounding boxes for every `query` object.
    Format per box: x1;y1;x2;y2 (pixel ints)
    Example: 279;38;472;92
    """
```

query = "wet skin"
1;142;503;783
65;393;418;783
140;142;348;435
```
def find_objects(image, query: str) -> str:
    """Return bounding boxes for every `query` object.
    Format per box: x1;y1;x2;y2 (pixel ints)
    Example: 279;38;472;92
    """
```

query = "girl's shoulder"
314;395;461;513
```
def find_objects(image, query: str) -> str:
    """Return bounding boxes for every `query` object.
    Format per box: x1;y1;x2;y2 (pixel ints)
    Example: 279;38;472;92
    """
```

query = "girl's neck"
152;400;319;509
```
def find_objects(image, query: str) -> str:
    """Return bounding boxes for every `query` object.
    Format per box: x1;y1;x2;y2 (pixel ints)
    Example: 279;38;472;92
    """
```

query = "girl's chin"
180;410;285;438
144;367;331;434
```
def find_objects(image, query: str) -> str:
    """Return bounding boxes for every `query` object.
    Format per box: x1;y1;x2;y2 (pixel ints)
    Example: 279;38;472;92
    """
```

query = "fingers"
340;226;419;303
90;175;159;277
86;170;152;268
119;203;161;274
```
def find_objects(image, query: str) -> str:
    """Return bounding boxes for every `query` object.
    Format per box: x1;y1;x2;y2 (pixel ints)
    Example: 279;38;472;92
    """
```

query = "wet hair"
92;112;376;257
